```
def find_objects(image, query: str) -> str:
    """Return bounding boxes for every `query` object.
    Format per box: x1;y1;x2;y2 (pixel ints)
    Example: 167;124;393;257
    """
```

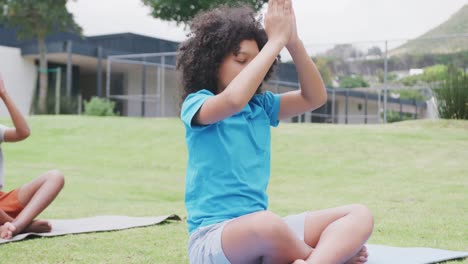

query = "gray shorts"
188;212;308;264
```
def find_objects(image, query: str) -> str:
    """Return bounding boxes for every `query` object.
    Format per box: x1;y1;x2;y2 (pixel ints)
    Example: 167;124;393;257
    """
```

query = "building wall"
334;95;427;124
123;66;181;117
162;68;182;117
263;83;427;124
0;46;36;117
124;68;145;117
107;63;429;122
80;72;98;101
335;96;380;124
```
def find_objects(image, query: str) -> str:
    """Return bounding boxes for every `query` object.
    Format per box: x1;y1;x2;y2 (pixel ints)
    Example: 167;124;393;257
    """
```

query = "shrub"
422;64;448;83
84;97;117;116
339;75;369;88
397;89;427;101
433;65;468;119
383;110;414;123
399;74;421;86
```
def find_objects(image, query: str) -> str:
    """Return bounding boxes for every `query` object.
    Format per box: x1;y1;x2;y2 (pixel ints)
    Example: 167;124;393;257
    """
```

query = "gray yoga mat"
366;244;468;264
0;214;180;244
1;216;467;264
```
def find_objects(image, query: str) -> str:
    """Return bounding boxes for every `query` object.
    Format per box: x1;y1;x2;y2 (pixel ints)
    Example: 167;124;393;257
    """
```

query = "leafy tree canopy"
141;0;268;25
0;0;81;39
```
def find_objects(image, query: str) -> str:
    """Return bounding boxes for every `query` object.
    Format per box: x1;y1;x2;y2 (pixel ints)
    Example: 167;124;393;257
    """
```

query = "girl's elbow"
225;96;245;113
319;92;328;106
307;85;327;109
309;93;327;110
319;83;328;104
18;128;30;140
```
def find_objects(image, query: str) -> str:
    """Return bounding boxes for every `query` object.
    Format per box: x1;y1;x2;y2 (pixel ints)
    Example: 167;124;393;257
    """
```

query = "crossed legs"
0;170;64;239
221;204;373;264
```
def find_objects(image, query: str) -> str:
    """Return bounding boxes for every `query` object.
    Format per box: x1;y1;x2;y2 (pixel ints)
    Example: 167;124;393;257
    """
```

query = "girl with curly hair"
178;0;373;263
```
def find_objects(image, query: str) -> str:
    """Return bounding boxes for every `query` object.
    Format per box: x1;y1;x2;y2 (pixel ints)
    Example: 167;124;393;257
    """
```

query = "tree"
398;64;454;86
314;57;333;87
422;64;448;83
0;0;81;114
141;0;268;25
375;68;398;83
325;44;363;60
367;46;382;57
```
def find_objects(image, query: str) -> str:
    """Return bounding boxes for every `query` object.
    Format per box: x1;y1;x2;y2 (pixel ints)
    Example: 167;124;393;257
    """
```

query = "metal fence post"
55;68;61;115
161;56;166;117
141;57;147;117
66;40;73;97
331;89;335;124
383;40;388;123
364;92;368;124
345;89;349;124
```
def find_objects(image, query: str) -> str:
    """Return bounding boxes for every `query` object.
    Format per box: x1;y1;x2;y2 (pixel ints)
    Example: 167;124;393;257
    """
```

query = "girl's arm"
278;8;327;120
194;0;292;126
0;73;31;142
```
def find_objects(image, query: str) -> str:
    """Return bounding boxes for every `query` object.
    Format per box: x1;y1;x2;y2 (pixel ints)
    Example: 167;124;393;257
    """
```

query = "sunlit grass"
0;116;466;263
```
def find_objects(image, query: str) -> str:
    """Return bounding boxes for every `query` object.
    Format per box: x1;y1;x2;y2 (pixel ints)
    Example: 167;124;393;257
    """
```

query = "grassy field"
0;116;466;263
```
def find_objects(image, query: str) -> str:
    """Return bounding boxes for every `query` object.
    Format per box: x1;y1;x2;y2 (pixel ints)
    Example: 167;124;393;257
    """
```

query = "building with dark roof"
0;25;427;123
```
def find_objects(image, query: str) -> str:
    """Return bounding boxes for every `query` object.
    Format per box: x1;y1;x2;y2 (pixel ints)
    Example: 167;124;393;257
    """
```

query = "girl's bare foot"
345;246;369;264
0;222;17;239
292;260;308;264
23;220;52;234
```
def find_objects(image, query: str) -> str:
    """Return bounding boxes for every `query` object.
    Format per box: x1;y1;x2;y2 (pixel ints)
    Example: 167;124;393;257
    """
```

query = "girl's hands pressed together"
286;3;301;50
264;0;293;47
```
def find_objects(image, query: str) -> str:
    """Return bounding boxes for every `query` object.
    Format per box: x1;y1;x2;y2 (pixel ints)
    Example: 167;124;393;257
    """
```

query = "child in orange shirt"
0;72;64;239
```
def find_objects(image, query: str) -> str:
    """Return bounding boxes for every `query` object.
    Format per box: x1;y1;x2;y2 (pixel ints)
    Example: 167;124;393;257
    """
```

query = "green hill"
392;4;468;55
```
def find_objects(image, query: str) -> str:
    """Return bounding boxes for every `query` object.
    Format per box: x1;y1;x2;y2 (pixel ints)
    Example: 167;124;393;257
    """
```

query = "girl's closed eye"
234;51;252;64
235;55;247;64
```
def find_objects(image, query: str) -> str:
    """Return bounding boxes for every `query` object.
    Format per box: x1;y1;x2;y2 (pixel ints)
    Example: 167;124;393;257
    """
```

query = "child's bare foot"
0;222;17;239
345;246;369;264
24;220;52;234
292;260;308;264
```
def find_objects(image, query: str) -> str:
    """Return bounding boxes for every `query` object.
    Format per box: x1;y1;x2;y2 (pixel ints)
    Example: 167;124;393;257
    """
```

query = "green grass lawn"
0;116;466;263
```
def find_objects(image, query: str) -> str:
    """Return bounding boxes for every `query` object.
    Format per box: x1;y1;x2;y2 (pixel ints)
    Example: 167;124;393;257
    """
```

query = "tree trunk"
38;37;48;114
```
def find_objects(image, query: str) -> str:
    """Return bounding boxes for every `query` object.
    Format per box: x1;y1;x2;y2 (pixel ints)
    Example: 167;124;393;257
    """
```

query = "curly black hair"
177;5;278;102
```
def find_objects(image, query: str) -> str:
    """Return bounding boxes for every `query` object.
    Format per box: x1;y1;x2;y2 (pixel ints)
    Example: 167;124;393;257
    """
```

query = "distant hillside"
392;4;468;55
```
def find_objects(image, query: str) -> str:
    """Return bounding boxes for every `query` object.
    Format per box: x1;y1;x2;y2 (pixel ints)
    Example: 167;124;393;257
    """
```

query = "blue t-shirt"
181;89;281;234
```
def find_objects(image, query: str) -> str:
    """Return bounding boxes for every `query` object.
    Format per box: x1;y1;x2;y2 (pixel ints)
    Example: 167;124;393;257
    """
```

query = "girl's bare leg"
222;211;313;264
8;170;64;237
303;204;374;264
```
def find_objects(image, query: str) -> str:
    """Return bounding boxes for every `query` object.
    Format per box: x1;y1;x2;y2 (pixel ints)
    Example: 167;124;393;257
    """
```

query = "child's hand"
286;4;301;49
264;0;293;47
0;73;6;98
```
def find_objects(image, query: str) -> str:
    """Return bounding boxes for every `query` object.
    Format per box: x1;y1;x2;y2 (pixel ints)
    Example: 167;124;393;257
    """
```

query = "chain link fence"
105;34;467;123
